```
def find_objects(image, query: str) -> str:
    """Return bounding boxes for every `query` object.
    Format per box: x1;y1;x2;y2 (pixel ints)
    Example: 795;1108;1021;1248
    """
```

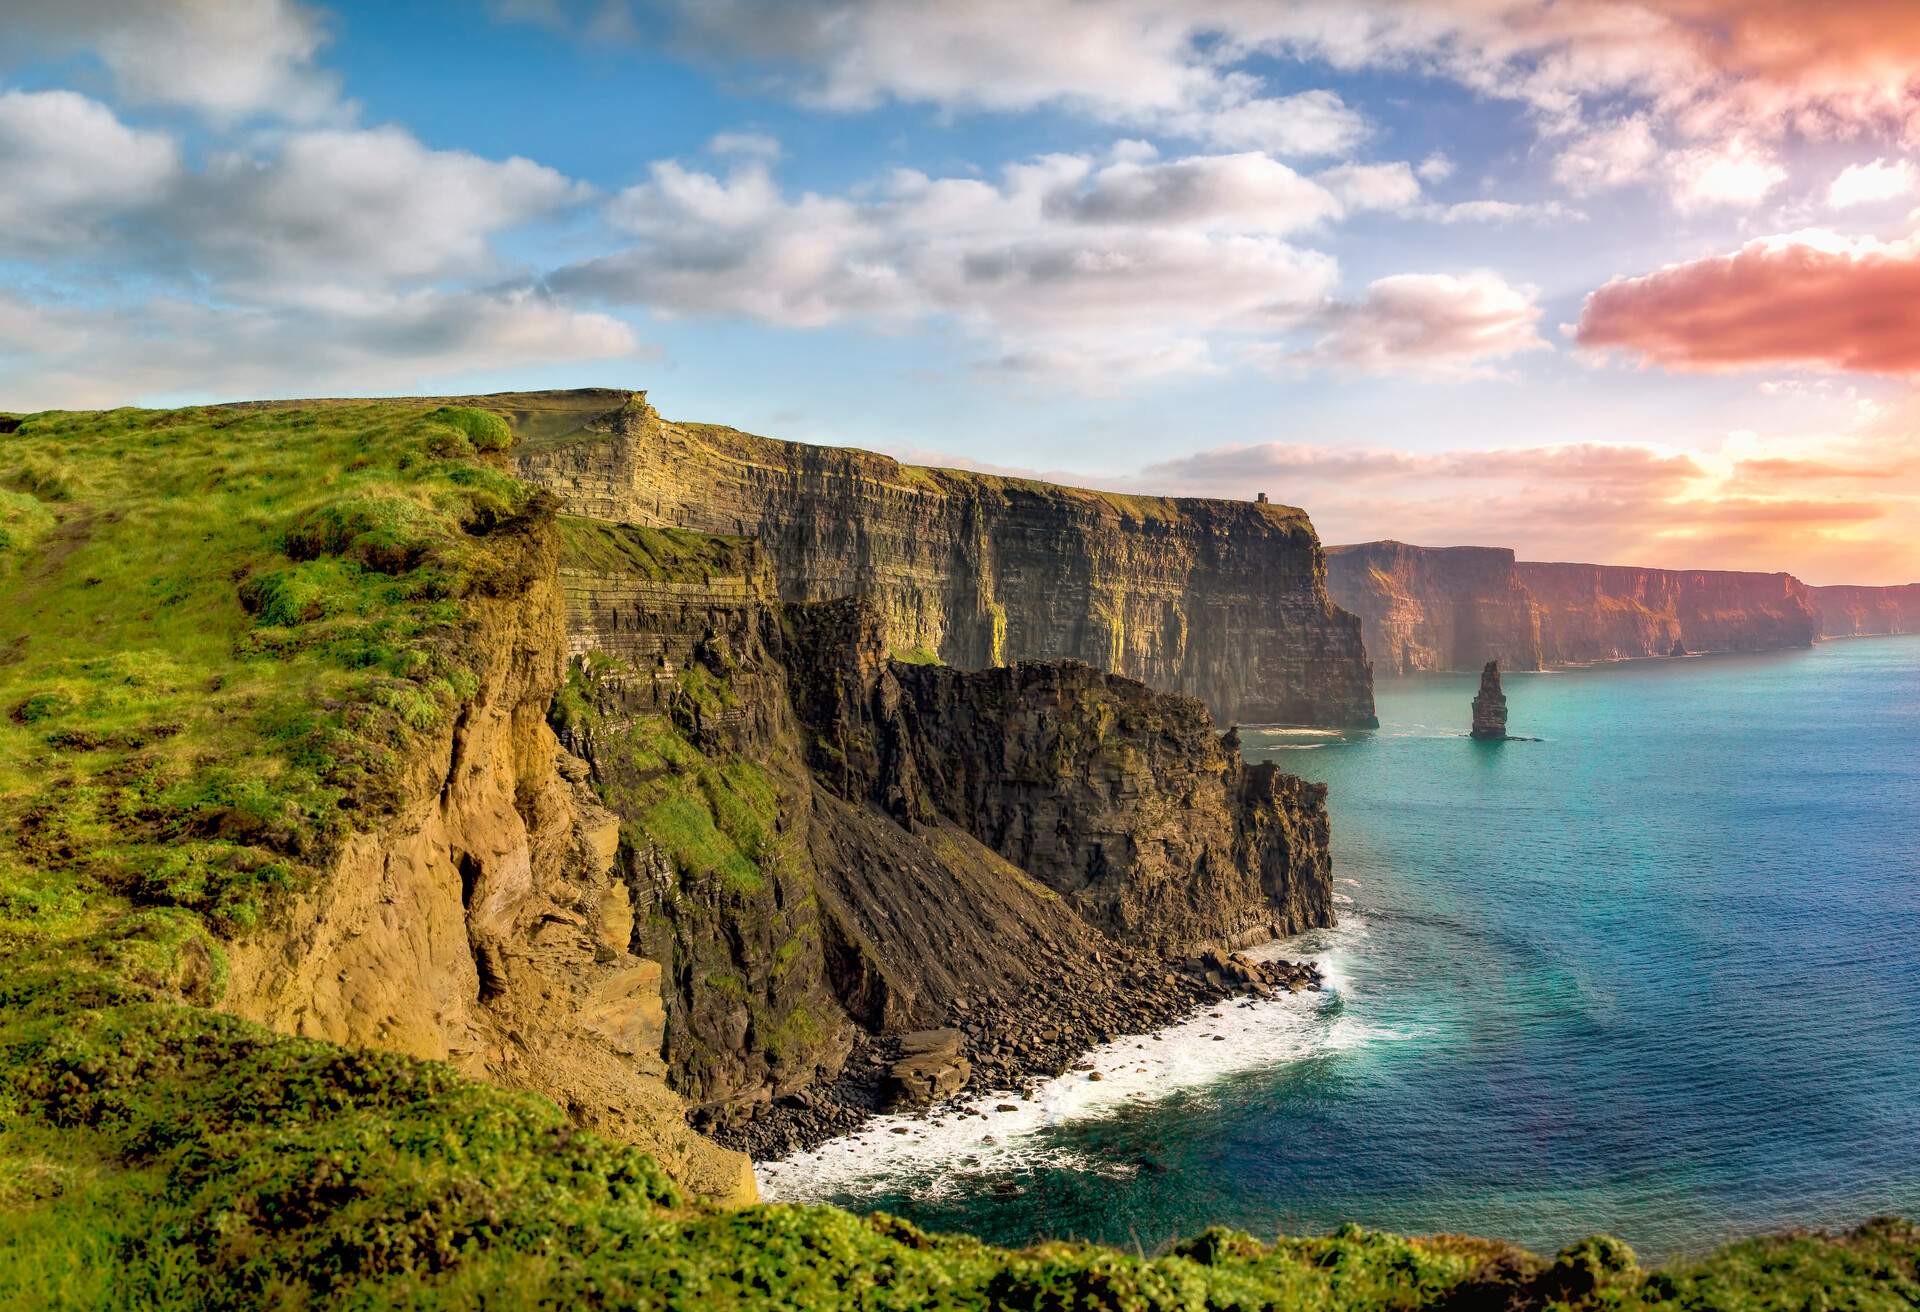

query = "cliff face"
517;392;1375;728
1811;584;1920;637
221;515;756;1203
1516;562;1815;663
548;515;1336;1128
1327;541;1818;672
784;598;1331;954
1326;542;1543;674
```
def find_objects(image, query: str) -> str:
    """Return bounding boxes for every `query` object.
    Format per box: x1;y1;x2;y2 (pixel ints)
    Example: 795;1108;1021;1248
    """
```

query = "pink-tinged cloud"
897;427;1920;583
1137;440;1702;493
1661;1;1920;95
1577;231;1920;376
1732;456;1910;484
1290;271;1548;379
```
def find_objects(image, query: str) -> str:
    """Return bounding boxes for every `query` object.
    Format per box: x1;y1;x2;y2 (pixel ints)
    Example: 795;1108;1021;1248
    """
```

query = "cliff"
516;390;1376;728
1328;541;1818;672
0;394;1332;1211
220;512;755;1201
548;514;1335;1136
1517;561;1815;663
1811;583;1920;637
4;399;1917;1310
1326;542;1543;674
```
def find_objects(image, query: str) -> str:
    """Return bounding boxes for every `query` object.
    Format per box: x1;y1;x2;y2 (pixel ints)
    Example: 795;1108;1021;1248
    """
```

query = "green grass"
0;397;1915;1308
0;403;536;931
556;514;755;582
556;662;778;894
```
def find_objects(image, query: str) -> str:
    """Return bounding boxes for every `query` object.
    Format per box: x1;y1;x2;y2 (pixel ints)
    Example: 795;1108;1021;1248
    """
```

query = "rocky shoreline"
707;947;1322;1160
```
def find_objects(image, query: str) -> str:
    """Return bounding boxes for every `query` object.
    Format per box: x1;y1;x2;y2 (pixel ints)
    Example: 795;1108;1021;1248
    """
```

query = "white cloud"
0;0;340;122
0;90;178;249
708;130;783;159
1827;157;1917;209
1287;271;1549;379
0;106;610;406
1047;153;1342;231
1666;136;1787;210
1165;88;1369;157
1552;116;1658;194
1434;198;1582;225
559;150;1353;376
1315;161;1422;212
0;286;643;410
603;1;1920;190
182;126;589;294
595;1;1382;157
1417;152;1456;183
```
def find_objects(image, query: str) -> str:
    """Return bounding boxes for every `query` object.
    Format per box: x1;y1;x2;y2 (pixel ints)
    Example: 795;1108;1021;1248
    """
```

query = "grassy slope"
0;401;1912;1308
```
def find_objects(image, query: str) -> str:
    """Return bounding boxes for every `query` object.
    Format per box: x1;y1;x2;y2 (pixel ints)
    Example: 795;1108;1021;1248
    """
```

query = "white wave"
757;916;1397;1205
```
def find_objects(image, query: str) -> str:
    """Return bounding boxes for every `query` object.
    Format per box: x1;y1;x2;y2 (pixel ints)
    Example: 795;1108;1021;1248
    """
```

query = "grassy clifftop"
0;398;1914;1308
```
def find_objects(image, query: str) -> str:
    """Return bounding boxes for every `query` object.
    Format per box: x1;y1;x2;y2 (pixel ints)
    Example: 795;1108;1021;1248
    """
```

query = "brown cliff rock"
221;512;756;1205
1326;542;1543;674
1811;583;1920;637
783;596;1333;954
1516;561;1814;662
549;516;1336;1143
1327;540;1818;673
514;390;1375;728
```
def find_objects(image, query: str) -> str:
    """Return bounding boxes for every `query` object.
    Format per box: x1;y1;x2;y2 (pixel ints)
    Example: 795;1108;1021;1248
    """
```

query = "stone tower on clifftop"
1471;660;1508;740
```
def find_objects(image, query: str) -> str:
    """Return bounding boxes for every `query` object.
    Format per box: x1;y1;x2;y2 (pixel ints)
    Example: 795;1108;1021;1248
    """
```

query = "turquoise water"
769;637;1920;1262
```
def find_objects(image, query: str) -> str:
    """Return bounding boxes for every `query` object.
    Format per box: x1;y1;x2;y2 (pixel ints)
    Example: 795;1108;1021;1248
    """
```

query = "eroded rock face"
1326;542;1543;675
1471;660;1508;740
1328;540;1818;672
783;596;1333;954
221;517;755;1205
517;392;1376;728
551;520;1336;1129
1517;562;1815;662
1812;583;1920;637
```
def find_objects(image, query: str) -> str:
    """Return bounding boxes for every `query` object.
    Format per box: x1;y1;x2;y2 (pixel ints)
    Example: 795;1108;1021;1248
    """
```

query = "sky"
2;2;1919;583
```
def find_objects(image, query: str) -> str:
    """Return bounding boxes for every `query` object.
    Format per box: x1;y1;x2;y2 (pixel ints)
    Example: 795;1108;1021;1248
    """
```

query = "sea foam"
757;916;1389;1204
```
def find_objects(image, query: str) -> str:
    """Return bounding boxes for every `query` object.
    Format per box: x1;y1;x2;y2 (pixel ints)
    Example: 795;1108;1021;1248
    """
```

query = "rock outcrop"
1470;661;1507;740
1328;540;1818;673
1811;583;1920;637
547;512;1336;1141
785;597;1332;954
516;390;1375;728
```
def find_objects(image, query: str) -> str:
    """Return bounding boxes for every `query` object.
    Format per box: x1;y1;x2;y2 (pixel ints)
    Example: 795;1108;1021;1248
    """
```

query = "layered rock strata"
1325;542;1543;674
1328;540;1819;673
548;514;1336;1154
1811;583;1920;637
515;390;1375;728
1517;562;1815;662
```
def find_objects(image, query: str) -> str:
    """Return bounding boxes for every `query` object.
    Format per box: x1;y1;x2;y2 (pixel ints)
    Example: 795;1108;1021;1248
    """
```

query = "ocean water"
759;637;1920;1264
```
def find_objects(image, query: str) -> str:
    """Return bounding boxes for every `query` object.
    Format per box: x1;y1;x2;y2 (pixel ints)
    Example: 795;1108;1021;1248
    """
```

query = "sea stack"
1471;660;1508;740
